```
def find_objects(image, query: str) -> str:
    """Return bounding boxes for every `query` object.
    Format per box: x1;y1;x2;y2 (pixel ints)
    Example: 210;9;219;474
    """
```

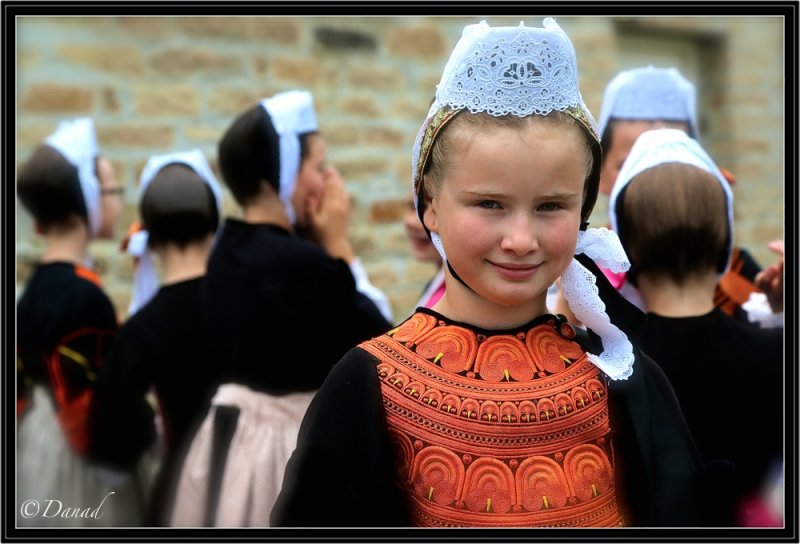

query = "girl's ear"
422;190;439;233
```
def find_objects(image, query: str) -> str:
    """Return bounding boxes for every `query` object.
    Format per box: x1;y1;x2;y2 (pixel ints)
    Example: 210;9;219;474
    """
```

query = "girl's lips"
490;261;540;279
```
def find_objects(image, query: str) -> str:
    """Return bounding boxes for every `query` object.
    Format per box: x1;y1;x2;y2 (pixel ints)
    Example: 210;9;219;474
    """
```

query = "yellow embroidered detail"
57;346;97;381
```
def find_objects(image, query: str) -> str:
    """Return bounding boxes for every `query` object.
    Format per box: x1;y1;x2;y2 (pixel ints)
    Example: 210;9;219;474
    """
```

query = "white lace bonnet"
126;149;223;316
260;90;319;225
609;128;735;272
44;117;102;236
411;18;634;380
597;65;698;139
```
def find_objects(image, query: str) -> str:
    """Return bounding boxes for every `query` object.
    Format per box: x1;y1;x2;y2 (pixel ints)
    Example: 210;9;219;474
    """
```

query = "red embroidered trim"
367;313;624;527
45;327;113;456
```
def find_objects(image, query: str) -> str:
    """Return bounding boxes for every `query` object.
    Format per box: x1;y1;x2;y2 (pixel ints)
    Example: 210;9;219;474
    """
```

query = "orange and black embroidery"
367;312;624;527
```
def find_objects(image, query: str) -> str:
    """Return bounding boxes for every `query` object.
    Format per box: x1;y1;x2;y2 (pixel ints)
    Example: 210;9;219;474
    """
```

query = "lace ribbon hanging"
561;228;634;380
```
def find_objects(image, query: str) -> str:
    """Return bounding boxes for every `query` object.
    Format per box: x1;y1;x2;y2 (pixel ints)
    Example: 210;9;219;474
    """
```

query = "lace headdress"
596;65;698;139
126;149;223;316
411;18;634;381
609;128;734;272
45;117;102;236
260;90;319;225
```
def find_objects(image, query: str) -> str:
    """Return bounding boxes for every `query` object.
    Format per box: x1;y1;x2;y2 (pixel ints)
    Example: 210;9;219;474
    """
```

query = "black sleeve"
90;316;156;471
608;350;704;527
271;348;410;527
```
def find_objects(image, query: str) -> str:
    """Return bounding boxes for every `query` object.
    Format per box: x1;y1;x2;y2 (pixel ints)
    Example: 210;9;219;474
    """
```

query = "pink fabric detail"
424;282;446;308
599;265;627;290
737;495;782;527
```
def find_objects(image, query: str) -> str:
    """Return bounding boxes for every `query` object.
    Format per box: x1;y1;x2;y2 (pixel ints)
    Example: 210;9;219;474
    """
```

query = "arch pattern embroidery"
366;312;624;527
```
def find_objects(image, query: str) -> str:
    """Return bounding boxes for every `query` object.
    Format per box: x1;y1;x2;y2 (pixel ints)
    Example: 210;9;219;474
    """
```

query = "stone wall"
15;16;786;323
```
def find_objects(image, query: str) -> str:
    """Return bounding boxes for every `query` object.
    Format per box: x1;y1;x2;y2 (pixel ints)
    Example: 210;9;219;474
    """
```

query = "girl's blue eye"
477;200;501;209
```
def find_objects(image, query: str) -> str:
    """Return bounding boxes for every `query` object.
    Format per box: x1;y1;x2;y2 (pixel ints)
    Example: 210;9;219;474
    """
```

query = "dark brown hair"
617;162;728;285
17;144;88;231
140;163;218;249
217;104;281;206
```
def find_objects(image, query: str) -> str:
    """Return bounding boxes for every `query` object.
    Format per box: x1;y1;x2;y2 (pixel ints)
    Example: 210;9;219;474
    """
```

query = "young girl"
91;149;224;525
16;117;142;526
609;128;783;526
169;90;393;527
272;19;701;528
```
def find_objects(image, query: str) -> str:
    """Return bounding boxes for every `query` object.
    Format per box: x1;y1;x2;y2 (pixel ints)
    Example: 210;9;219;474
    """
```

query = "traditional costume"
16;119;142;527
272;20;702;528
609;128;784;526
169;91;392;527
91;149;224;525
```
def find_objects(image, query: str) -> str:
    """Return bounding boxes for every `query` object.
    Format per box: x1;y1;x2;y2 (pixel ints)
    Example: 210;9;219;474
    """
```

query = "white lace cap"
260;90;319;225
412;18;599;260
608;128;734;271
410;19;633;380
561;228;634;380
44;117;101;236
597;65;698;139
127;149;223;316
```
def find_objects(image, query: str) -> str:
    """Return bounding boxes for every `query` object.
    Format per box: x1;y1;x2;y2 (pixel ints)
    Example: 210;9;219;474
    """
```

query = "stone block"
336;157;389;181
177;17;247;39
97;125;175;149
150;47;242;76
16;123;57;148
387;26;447;59
21;84;93;113
207;88;266;116
347;64;404;90
323;124;360;146
273;57;320;85
390;98;430;122
369;198;406;223
339;96;380;117
248;18;301;44
135;84;200;117
58;45;144;76
364;127;405;147
185;124;224;143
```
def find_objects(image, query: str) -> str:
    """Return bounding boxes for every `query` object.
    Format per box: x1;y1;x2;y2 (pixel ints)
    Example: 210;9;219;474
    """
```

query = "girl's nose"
500;215;537;256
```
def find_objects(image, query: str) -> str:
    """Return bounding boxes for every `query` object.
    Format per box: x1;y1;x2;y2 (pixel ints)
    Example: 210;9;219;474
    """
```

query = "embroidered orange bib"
363;311;624;527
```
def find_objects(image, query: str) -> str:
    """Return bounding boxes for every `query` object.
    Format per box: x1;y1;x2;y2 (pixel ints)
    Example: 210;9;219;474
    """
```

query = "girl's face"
96;156;122;239
404;196;441;264
424;120;587;328
292;133;327;227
